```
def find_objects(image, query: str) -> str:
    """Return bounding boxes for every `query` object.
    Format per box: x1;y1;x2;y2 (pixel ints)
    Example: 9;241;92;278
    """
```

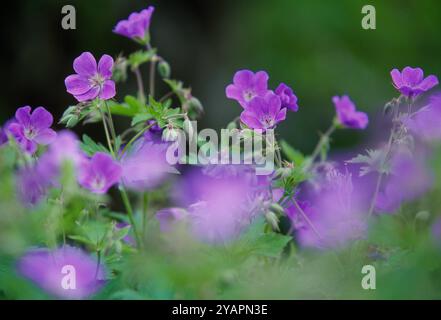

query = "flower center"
24;127;36;140
91;176;106;191
262;115;275;128
90;73;105;88
243;90;255;102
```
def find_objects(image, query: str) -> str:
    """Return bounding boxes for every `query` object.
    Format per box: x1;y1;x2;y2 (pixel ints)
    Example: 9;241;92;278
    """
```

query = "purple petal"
65;75;91;95
98;55;114;79
15;106;32;126
233;70;254;87
30;107;53;130
418;75;439;91
74;86;100;102
390;69;403;88
34;128;57;145
240;110;262;129
402;67;423;86
275;107;287;123
254;71;269;91
99;80;116;100
73;52;97;77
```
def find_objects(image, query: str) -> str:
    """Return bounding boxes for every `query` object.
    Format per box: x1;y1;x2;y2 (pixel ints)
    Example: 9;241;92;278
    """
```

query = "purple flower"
113;6;155;41
143;119;163;143
17;246;106;299
0;125;8;146
375;151;432;213
332;95;368;130
156;208;188;232
292;169;368;250
174;166;258;244
226;70;269;108
7;106;56;154
65;52;116;102
404;94;441;142
121;139;176;191
16;131;86;206
390;66;438;98
240;92;287;130
275;83;299;111
78;152;122;194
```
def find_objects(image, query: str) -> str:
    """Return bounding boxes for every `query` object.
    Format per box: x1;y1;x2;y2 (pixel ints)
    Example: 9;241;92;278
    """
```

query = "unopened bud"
157;60;171;78
162;126;179;142
188;97;203;114
66;114;80;128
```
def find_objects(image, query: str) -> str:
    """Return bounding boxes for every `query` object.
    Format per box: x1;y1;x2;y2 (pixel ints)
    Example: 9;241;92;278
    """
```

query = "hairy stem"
134;67;145;103
120;186;142;248
306;122;337;170
99;107;115;158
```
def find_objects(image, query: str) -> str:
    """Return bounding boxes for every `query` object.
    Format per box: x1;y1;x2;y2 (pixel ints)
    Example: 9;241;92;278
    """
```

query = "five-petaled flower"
78;152;122;194
65;52;116;102
226;70;269;108
113;6;155;41
390;66;439;98
332;95;368;130
7;106;56;154
240;92;287;130
275;83;299;112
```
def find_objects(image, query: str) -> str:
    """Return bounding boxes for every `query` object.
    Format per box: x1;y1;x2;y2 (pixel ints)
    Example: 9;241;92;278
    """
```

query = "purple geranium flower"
240;92;286;130
404;94;441;142
275;83;299;111
17;246;106;299
65;52;116;102
78;152;122;194
226;70;269;108
113;6;155;41
143;119;163;143
390;66;438;98
7;106;56;154
332;95;368;130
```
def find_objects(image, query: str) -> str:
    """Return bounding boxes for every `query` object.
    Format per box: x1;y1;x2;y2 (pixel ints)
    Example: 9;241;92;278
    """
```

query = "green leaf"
250;233;292;258
128;49;156;70
68;235;94;245
80;134;109;156
131;113;153;126
280;140;305;166
107;95;146;117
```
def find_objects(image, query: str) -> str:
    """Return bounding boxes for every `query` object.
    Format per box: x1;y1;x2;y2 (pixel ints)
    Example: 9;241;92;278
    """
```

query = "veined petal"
99;80;116;100
65;75;91;95
73;52;97;77
34;128;57;145
15;106;32;127
74;86;100;102
30;107;53;130
98;55;114;79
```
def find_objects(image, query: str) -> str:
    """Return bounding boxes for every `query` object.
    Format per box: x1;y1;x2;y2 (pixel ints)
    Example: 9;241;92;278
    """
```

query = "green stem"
120;186;142;248
99;107;115;158
119;123;154;158
142;192;149;236
308;122;337;168
104;101;118;151
149;59;156;98
134;67;146;103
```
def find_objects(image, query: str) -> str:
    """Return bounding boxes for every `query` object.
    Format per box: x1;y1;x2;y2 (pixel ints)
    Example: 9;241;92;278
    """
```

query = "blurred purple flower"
113;6;155;41
332;95;368;130
275;83;299;112
16;131;86;206
17;246;106;299
294;169;368;250
143;119;163;143
7;106;56;154
65;52;115;102
226;70;269;108
174;165;259;244
78;152;122;194
390;66;438;98
156;207;188;232
240;92;287;130
375;151;432;213
121;138;176;191
0;125;8;146
404;94;441;142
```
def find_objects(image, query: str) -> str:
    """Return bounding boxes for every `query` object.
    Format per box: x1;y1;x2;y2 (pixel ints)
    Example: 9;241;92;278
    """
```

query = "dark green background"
1;0;440;153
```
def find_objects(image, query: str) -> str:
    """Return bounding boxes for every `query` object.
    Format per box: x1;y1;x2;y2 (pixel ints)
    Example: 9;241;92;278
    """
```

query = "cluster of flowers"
1;4;440;299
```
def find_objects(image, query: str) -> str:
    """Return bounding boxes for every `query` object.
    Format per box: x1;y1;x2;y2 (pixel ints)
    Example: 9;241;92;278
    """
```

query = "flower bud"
157;60;171;78
162;126;179;142
188;97;204;114
66;115;80;128
265;211;280;231
269;203;285;215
